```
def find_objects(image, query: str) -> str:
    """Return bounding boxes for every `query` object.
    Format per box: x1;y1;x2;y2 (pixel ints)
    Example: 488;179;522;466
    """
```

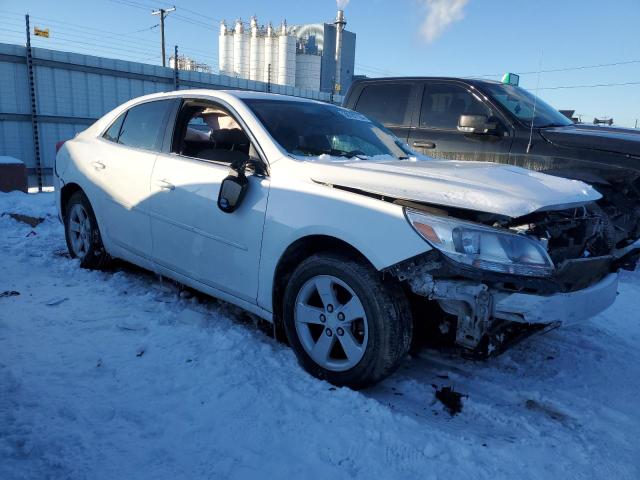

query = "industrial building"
218;9;356;94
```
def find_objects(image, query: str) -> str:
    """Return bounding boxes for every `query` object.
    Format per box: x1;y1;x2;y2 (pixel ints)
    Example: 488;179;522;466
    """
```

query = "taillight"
55;140;67;153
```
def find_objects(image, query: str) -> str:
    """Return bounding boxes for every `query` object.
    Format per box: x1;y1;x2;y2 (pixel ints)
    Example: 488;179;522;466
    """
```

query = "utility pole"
152;6;175;67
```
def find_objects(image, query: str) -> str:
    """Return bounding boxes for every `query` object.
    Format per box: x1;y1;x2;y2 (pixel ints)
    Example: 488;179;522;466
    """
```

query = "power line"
467;59;640;79
537;81;640;90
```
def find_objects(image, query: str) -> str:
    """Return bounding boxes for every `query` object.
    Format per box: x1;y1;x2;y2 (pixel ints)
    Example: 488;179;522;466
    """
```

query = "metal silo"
249;16;264;82
263;23;278;84
218;21;234;76
277;21;296;86
233;19;249;78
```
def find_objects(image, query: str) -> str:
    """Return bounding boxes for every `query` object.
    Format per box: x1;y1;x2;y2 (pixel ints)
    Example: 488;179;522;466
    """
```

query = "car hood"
307;157;601;218
539;124;640;157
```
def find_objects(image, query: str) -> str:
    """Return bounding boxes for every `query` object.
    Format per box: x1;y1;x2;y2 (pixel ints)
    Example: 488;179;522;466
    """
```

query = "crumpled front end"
387;205;640;357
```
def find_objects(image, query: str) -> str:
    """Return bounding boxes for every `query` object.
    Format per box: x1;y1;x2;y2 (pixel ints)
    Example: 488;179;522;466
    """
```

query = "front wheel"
283;253;412;389
64;190;109;269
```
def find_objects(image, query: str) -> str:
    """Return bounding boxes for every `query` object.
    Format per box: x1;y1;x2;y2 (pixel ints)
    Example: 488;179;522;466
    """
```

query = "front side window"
172;102;251;165
355;83;412;126
117;100;172;151
420;83;492;130
245;99;413;160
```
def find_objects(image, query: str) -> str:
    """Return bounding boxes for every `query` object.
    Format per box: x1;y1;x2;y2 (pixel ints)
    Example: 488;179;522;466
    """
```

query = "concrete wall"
0;42;342;188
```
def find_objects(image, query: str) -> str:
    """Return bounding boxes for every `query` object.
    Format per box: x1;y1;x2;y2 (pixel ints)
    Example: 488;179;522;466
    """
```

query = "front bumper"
492;273;619;325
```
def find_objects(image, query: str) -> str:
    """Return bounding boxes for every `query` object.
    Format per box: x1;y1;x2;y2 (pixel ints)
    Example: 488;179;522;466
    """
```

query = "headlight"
406;209;554;277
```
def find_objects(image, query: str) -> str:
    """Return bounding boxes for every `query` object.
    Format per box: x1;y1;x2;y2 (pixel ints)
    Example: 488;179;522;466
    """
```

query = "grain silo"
217;8;355;93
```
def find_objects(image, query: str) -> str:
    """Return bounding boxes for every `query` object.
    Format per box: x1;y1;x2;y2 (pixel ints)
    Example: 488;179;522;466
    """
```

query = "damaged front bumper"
388;240;639;354
492;273;618;326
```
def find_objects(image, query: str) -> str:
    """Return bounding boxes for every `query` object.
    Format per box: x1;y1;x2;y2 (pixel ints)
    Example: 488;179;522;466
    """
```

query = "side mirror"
218;172;248;213
457;114;498;134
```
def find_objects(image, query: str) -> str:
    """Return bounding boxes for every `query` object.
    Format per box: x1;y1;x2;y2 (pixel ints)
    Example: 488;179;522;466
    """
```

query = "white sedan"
54;90;636;388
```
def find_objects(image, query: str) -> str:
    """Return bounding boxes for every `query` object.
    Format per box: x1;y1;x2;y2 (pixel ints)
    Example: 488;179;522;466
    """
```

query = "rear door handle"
156;179;175;191
92;161;106;170
413;141;436;149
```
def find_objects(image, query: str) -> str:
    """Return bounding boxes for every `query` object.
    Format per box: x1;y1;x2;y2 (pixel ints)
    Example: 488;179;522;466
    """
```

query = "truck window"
355;83;412;126
420;83;492;131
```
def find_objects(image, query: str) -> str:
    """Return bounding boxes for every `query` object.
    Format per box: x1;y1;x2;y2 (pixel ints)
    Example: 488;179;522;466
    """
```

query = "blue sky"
1;0;639;127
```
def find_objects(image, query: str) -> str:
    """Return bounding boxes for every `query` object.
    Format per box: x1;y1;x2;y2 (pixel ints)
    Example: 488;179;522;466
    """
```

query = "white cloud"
337;0;350;9
419;0;469;44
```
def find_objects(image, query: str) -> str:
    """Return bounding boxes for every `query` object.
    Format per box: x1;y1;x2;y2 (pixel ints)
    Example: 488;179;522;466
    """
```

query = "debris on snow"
0;290;20;298
3;212;45;227
434;386;466;416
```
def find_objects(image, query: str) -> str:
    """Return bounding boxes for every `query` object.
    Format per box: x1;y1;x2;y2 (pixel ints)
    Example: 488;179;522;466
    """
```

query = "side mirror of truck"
457;114;498;135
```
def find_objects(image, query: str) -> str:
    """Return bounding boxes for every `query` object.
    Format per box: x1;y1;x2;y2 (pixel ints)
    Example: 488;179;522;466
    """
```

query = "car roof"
129;89;325;105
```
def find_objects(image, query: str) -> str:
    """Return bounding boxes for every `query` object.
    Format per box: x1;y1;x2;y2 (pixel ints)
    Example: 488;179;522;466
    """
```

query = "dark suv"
343;77;640;247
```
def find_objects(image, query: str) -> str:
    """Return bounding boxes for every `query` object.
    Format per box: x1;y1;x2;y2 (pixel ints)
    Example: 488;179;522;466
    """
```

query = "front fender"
256;173;430;312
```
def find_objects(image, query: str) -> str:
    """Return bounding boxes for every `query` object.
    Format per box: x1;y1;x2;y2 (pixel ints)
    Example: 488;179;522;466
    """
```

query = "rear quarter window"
354;83;412;126
103;113;125;143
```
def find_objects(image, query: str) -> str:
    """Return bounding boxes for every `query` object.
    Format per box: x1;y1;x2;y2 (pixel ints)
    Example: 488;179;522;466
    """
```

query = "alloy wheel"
68;203;92;259
294;274;369;372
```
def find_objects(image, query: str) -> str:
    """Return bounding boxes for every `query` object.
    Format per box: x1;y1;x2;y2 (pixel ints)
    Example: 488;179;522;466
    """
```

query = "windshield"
482;83;572;128
244;99;414;160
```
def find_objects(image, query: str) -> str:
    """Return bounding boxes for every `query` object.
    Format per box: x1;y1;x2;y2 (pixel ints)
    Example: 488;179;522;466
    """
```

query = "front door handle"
156;179;175;191
92;161;106;170
413;141;436;149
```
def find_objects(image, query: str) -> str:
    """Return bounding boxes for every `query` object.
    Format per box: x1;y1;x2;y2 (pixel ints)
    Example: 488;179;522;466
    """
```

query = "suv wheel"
283;253;412;389
64;190;109;269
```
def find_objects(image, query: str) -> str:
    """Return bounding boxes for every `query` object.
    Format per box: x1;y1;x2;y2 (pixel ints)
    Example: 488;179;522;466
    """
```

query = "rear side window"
355;83;412;126
117;100;172;151
420;83;492;130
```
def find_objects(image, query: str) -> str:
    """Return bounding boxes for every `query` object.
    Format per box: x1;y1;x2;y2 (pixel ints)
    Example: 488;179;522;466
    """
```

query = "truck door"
350;81;418;143
408;81;512;162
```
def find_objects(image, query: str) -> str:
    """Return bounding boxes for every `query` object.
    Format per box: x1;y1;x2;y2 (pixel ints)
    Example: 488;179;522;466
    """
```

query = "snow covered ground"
1;191;639;480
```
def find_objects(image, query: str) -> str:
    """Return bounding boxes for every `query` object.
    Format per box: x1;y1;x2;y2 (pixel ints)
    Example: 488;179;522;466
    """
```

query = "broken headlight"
405;209;554;277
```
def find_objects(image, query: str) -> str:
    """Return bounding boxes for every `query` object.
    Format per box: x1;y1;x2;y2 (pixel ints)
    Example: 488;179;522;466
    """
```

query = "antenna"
526;49;543;154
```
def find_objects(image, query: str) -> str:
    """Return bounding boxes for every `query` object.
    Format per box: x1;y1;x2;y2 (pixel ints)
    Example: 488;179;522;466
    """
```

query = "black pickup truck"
343;77;640;248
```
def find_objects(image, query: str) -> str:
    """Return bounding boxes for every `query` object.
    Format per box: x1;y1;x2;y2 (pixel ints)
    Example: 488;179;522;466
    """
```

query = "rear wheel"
283;253;412;389
64;190;109;269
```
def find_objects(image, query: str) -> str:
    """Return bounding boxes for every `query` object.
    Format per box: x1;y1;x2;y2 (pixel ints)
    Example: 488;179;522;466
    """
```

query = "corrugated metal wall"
0;42;340;188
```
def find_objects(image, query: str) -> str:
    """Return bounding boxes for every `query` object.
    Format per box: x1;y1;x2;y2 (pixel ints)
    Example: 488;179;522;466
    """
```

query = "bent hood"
307;158;601;218
540;124;640;157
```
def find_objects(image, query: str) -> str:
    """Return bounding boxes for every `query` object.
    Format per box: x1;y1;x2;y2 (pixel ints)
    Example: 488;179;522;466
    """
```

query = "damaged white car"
54;90;640;388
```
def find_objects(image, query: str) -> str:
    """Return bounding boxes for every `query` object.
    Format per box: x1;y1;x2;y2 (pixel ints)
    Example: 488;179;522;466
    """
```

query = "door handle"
92;161;106;170
156;179;175;191
413;141;436;149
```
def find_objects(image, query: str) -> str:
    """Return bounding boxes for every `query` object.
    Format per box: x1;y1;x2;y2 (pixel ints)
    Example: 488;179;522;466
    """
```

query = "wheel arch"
60;182;84;215
271;234;373;329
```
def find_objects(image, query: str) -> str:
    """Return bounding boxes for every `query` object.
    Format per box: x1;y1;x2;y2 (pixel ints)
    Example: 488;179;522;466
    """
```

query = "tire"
283;253;412;389
64;190;109;269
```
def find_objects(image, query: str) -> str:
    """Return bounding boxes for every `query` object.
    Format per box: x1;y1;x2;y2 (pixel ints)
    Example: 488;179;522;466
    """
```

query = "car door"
351;81;418;143
409;81;512;162
146;99;270;304
95;99;174;262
